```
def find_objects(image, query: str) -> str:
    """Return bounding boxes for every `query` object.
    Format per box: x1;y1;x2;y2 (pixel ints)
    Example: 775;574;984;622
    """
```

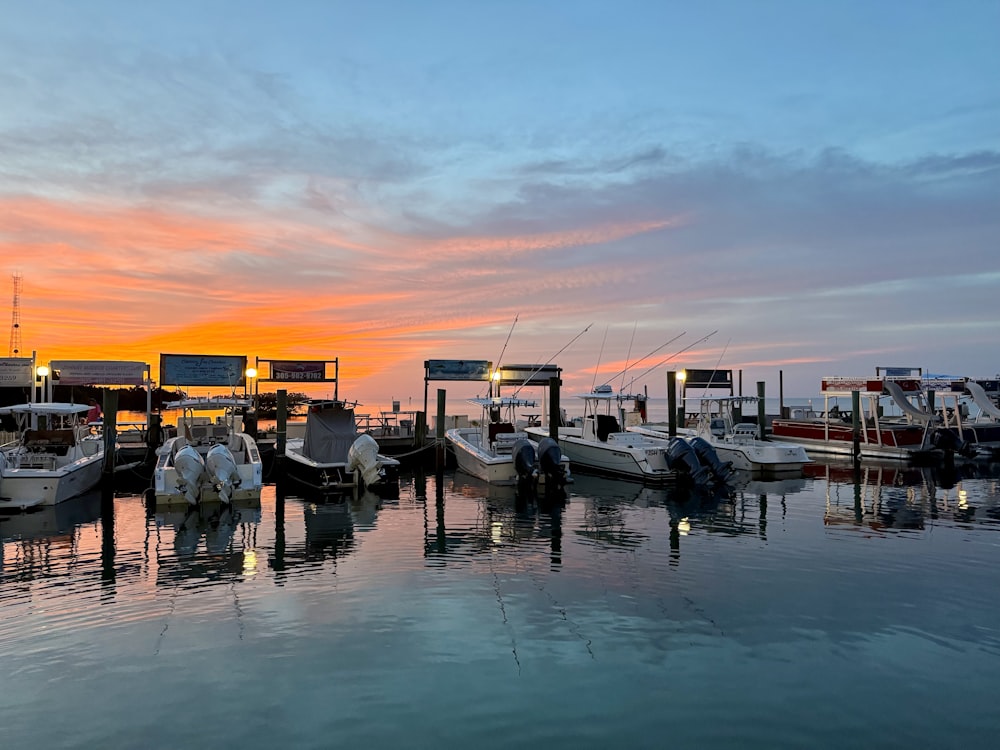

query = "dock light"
35;365;50;406
244;367;258;399
492;370;501;381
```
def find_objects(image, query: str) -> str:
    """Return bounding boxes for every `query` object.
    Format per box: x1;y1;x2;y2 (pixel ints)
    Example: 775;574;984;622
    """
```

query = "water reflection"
424;472;566;566
811;458;1000;534
150;500;261;586
0;489;105;581
269;485;384;576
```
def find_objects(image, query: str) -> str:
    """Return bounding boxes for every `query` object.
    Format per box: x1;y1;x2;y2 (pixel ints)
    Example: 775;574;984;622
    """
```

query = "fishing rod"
483;314;519;397
619;322;638;395
598;331;687;390
511;322;594;397
590;325;610;392
621;330;719;393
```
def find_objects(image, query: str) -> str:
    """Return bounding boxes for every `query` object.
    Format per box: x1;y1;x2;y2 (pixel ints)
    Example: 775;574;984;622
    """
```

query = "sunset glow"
2;2;997;408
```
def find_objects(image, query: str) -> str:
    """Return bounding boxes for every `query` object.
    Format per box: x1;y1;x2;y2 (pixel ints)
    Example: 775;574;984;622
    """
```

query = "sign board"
266;360;328;382
683;369;733;389
0;357;34;387
160;354;248;387
495;363;560;387
425;359;492;381
50;360;148;386
822;378;921;393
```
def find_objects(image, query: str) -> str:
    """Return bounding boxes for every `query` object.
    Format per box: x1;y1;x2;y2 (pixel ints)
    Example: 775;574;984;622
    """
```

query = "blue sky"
1;0;997;404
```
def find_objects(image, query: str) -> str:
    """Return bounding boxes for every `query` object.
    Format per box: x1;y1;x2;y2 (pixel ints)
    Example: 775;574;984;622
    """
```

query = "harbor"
3;463;1000;748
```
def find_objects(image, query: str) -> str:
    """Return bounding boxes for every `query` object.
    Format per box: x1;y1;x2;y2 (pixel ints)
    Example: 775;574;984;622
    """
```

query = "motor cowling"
536;437;567;485
666;438;713;486
348;433;383;488
688;436;735;482
513;438;537;482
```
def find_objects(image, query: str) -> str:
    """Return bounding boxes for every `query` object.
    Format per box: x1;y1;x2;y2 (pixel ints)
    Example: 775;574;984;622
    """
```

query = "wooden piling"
667;371;677;437
851;389;861;465
548;375;560;441
276;389;287;457
435;389;446;470
102;389;118;478
756;381;766;440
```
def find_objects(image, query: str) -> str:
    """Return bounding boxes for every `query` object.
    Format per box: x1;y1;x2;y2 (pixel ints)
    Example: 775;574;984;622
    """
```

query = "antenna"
9;271;22;357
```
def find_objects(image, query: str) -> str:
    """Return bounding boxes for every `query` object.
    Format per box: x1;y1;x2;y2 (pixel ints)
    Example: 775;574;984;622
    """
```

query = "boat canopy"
302;403;358;463
162;396;251;411
0;402;90;415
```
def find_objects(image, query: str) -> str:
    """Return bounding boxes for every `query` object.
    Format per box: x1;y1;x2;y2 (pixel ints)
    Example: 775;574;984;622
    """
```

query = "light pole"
36;365;50;404
244;367;257;404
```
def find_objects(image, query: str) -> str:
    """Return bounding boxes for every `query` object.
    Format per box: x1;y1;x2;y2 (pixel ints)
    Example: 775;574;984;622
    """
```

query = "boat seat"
488;422;516;445
23;428;76;455
596;415;620;442
493;430;528;454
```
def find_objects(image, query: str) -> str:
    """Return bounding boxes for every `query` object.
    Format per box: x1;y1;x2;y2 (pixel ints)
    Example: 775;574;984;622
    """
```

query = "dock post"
756;381;766;440
102;389;119;479
851;389;861;466
667;371;677;437
415;411;426;450
779;370;787;418
276;389;287;458
435;389;446;471
548;375;560;441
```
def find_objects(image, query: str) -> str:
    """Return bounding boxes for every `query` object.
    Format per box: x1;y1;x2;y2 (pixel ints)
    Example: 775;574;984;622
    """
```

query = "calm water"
2;460;1000;749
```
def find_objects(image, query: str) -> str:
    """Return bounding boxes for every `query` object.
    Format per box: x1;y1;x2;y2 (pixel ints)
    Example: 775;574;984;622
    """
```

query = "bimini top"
0;402;91;415
162;396;252;411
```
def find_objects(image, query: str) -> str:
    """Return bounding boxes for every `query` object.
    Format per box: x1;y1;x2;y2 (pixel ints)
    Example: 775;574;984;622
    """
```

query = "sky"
1;0;998;411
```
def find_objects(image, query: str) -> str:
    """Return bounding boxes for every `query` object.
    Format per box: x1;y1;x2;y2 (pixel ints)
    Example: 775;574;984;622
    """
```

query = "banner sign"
822;378;921;393
496;363;561;387
0;357;34;387
683;369;733;389
50;360;148;386
160;354;248;387
425;359;492;381
267;360;327;382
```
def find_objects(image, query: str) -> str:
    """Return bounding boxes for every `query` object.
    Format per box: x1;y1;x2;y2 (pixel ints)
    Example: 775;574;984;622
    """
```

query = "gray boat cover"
302;405;358;463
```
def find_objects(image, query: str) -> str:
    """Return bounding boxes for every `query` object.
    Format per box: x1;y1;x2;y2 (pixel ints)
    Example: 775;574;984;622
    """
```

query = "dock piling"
756;381;766;440
102;390;118;478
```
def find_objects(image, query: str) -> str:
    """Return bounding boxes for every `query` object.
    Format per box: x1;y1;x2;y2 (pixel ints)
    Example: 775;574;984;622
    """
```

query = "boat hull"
525;426;675;483
0;454;103;509
283;437;399;494
446;427;571;486
154;434;263;507
770;419;928;460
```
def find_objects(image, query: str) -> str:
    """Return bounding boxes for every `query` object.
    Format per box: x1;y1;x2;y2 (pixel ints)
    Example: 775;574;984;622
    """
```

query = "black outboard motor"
513;438;537;483
689;436;735;483
666;438;713;486
930;428;979;460
536;437;568;486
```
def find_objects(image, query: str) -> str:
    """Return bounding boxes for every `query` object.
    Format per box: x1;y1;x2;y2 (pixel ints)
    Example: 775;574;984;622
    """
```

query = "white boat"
632;396;812;477
0;402;105;509
446;396;571;486
153;396;263;506
282;399;400;494
524;387;731;486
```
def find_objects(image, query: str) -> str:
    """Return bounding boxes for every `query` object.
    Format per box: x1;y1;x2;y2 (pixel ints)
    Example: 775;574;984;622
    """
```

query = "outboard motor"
348;433;383;488
689;436;735;483
513;438;537;483
536;437;568;486
665;438;713;486
930;428;979;460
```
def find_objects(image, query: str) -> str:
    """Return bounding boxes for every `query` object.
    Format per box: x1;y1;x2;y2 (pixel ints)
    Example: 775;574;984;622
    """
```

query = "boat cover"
302;405;358;463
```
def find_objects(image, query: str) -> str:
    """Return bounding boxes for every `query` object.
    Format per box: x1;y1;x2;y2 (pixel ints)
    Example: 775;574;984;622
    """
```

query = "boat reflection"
150;499;261;585
269;484;384;574
0;489;105;580
424;471;566;565
812;458;1000;533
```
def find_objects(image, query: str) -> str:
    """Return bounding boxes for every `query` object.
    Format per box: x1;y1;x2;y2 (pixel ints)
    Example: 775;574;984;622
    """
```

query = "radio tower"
9;271;23;357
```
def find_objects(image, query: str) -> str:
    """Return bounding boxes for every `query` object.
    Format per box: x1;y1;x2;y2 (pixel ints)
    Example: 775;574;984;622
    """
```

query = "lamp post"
36;365;50;404
244;367;257;405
